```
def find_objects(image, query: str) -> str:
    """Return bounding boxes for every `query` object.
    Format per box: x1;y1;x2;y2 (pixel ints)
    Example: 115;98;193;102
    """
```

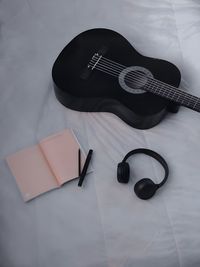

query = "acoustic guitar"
52;28;200;129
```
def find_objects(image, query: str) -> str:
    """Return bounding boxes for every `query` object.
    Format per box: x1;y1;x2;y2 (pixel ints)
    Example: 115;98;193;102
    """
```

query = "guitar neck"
144;81;200;113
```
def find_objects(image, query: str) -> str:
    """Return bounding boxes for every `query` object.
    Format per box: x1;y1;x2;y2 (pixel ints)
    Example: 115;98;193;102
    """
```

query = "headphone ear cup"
117;162;130;183
134;178;159;200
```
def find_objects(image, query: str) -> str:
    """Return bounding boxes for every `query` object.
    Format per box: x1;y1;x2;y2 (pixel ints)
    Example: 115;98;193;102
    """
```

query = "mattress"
1;0;200;266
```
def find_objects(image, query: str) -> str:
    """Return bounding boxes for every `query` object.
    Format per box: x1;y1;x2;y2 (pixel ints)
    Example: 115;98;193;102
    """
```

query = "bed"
1;0;200;266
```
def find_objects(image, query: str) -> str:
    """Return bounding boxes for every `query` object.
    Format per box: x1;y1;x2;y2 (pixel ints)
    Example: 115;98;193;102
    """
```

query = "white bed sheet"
1;0;200;266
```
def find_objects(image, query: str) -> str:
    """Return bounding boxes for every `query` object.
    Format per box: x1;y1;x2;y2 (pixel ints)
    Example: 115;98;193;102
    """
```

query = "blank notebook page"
39;129;84;186
6;145;58;202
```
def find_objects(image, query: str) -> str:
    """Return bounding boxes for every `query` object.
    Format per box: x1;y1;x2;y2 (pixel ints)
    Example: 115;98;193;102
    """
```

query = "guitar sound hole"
124;70;148;90
118;66;153;94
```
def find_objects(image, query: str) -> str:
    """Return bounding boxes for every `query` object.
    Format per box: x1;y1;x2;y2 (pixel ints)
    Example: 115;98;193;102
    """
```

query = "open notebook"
6;129;87;201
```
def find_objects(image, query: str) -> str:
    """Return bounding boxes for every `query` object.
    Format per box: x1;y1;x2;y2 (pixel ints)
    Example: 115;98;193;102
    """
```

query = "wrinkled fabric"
1;1;200;266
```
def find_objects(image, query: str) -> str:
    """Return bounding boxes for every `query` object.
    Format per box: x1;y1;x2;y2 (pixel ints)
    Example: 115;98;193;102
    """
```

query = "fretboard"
144;80;200;113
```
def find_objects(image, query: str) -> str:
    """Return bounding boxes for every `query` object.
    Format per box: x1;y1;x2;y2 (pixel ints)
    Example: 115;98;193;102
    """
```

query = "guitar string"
89;58;199;108
94;64;199;107
92;57;175;94
92;55;189;97
89;56;200;109
90;56;179;93
95;56;200;107
90;55;199;105
91;61;200;109
90;56;198;103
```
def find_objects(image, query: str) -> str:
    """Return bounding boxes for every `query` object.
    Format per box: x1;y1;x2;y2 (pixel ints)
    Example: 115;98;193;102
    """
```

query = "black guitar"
52;28;200;129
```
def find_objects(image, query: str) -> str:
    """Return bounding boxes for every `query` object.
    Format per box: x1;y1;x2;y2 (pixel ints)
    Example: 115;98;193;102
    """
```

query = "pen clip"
78;148;81;177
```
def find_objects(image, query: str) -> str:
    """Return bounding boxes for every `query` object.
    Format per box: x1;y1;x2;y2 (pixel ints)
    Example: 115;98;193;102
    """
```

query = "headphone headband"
122;148;169;188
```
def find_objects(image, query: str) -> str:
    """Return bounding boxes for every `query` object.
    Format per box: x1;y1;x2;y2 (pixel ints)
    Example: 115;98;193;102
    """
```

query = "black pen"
78;149;93;187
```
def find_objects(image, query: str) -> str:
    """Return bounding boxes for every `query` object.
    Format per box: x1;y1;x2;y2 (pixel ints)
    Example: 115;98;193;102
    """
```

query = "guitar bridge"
80;45;108;80
80;53;101;80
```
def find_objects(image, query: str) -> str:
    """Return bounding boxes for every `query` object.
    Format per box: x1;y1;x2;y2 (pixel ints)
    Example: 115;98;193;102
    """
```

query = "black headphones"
117;148;169;200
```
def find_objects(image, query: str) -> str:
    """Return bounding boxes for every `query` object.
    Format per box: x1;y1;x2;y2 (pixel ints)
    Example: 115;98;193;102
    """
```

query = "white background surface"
1;1;200;266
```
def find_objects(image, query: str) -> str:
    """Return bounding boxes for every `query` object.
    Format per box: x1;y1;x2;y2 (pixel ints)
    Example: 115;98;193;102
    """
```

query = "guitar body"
52;28;181;129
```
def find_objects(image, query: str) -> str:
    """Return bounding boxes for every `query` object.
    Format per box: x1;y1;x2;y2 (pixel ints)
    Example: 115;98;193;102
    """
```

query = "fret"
193;98;199;109
192;98;200;112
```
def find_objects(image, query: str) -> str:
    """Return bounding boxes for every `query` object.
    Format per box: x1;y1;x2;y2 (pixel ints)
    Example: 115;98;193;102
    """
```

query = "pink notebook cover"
6;129;86;202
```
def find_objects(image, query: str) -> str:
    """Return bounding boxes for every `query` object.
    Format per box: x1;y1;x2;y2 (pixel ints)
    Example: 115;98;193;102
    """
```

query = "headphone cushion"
134;178;158;200
117;162;130;183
